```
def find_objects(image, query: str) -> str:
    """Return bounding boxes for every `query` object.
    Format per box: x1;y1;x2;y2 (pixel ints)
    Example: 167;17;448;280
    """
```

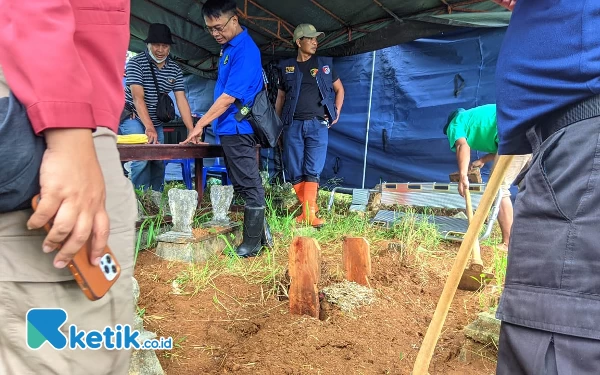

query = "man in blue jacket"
275;24;345;228
493;0;600;373
183;0;271;258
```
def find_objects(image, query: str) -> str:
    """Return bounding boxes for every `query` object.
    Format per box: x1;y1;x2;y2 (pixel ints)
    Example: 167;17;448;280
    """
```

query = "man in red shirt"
0;1;136;373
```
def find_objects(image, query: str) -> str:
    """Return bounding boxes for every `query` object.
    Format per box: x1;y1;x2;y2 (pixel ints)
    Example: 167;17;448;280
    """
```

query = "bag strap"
146;53;162;94
233;70;269;121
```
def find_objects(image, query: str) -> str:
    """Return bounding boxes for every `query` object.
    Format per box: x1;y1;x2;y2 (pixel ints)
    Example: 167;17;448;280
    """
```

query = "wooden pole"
288;236;321;318
412;155;515;375
465;189;482;266
342;237;371;287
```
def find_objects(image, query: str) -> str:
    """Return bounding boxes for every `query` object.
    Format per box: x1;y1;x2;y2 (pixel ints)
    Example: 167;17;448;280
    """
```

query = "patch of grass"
192;211;211;228
175;257;221;295
163;335;187;360
173;260;222;296
134;182;184;265
135;213;165;266
136;183;506;315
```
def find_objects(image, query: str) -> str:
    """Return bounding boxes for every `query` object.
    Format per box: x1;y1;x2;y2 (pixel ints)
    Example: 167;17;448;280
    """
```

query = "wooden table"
117;144;224;206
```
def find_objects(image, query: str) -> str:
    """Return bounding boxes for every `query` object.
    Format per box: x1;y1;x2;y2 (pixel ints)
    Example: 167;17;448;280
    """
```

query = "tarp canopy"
167;27;506;191
130;0;511;78
319;27;505;189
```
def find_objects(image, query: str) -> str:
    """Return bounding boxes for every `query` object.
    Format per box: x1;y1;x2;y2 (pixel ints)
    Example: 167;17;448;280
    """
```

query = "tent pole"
361;50;377;189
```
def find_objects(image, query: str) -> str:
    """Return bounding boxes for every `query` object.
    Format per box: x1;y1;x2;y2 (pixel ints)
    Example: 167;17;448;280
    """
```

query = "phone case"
31;195;121;301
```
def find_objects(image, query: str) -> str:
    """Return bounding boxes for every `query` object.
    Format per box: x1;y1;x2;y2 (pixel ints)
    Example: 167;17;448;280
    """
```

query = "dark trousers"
220;133;264;207
272;141;285;184
283;118;329;185
496;112;600;373
497;322;600;375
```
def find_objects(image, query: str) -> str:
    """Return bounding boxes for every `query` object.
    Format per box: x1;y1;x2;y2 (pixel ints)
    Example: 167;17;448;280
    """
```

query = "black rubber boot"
235;206;265;258
262;218;274;249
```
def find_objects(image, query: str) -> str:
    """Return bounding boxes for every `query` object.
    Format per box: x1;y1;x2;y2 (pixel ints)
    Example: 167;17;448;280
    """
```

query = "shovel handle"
412;155;515;375
465;189;473;222
465;188;483;267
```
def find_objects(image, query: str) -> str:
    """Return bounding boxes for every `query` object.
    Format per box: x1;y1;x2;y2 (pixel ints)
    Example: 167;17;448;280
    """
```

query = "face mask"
147;44;167;63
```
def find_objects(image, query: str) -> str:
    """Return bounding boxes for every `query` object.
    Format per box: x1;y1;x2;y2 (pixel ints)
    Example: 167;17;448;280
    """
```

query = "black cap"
144;23;175;44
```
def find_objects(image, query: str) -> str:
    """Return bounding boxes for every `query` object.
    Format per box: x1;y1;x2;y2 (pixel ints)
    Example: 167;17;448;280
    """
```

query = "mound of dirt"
134;240;500;374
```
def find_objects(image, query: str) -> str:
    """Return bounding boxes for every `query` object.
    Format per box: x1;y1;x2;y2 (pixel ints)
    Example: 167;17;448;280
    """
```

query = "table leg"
195;157;203;208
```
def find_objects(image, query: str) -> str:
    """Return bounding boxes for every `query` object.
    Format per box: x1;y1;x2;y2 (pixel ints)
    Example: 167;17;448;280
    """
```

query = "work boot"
293;182;306;223
302;181;324;228
235;206;265;258
262;217;274;249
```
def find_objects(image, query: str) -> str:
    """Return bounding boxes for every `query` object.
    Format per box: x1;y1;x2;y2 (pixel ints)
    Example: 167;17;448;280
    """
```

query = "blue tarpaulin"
320;27;506;189
162;27;508;192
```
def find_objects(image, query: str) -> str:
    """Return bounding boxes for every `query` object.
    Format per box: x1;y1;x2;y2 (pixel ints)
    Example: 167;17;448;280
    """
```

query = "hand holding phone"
31;194;121;301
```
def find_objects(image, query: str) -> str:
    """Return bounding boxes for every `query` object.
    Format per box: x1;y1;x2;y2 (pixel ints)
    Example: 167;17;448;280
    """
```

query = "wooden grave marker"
342;237;371;287
288;237;321;318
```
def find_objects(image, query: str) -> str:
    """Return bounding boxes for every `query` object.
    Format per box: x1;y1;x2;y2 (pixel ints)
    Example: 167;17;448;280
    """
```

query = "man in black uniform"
275;23;345;227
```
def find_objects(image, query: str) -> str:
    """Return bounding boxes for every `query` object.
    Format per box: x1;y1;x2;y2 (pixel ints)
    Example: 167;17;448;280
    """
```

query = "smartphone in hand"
31;194;121;301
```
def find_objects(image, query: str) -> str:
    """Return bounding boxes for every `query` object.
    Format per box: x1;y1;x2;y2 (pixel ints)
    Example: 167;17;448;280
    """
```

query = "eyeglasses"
205;15;234;35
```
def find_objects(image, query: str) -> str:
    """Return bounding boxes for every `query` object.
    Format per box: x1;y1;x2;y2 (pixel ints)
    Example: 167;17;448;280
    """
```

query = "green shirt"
447;104;499;153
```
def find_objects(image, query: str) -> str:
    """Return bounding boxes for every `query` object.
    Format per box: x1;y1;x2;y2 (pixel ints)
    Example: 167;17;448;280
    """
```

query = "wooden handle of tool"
464;189;482;265
465;189;473;222
412;155;515;375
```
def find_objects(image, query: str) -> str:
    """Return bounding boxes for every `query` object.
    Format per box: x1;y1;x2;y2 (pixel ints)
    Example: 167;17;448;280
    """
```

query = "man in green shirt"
444;104;531;251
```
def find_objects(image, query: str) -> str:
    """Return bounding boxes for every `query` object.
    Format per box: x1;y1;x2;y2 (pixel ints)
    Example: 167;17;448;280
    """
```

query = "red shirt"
0;0;130;135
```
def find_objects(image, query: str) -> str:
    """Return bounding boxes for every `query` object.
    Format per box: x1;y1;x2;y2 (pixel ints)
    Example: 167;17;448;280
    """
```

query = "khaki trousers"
0;127;137;375
492;153;532;198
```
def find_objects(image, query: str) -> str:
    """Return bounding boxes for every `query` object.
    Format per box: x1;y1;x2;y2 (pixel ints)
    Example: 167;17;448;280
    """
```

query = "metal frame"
327;182;502;243
327;186;381;211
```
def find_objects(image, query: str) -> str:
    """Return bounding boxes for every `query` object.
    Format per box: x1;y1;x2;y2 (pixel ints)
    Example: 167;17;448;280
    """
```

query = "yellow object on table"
116;134;148;144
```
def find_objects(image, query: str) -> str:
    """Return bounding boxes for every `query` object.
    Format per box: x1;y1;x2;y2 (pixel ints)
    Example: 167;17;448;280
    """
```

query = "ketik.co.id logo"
26;308;172;350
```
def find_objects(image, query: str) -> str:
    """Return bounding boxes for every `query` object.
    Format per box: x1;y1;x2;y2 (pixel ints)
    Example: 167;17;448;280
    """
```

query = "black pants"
497;322;600;375
272;142;285;184
496;112;600;373
220;133;265;207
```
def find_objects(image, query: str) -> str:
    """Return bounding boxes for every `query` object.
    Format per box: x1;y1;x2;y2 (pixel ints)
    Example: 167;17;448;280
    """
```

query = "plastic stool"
164;158;193;190
202;157;231;189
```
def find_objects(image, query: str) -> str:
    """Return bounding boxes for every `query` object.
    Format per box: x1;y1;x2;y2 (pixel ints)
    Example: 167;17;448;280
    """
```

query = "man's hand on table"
145;123;159;144
181;121;208;145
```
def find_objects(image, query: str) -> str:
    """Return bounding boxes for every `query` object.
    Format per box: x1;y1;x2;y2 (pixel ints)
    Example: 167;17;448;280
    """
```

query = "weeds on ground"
164;187;443;300
136;182;505;314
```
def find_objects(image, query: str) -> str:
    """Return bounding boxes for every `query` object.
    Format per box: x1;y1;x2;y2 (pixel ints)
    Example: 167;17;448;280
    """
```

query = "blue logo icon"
27;308;68;350
26;308;172;351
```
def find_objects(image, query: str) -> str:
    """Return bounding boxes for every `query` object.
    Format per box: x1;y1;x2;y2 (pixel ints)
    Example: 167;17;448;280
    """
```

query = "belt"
541;93;600;141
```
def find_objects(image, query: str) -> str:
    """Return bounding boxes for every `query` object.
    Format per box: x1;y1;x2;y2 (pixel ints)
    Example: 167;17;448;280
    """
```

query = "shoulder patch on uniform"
310;68;318;77
285;66;295;74
322;65;331;74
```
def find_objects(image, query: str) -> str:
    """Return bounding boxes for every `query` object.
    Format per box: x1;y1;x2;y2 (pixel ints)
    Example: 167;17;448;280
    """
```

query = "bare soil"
135;240;499;375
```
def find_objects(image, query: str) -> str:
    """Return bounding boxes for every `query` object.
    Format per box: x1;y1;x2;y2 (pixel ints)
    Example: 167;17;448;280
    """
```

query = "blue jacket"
278;56;337;125
214;28;263;136
496;1;600;155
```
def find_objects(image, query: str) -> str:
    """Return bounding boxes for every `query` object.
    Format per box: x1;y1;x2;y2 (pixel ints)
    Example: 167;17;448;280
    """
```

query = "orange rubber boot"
293;182;306;223
303;181;324;227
